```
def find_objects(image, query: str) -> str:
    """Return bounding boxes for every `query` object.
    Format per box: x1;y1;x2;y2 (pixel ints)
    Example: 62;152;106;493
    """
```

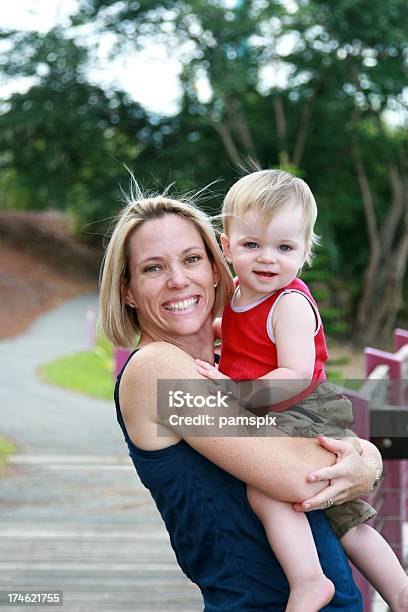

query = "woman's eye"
244;242;258;249
144;264;161;273
185;255;201;264
278;244;291;252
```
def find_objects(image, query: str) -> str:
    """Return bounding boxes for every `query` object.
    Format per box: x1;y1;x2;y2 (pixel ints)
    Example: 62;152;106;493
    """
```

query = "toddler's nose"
257;250;278;264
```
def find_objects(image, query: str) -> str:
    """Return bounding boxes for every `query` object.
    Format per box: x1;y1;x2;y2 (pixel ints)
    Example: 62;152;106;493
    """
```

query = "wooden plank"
0;458;202;611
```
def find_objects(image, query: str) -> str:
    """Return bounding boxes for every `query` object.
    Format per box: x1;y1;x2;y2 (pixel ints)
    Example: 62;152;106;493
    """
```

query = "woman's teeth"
163;297;199;311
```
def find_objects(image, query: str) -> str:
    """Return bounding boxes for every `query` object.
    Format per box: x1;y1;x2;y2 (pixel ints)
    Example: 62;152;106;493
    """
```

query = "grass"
326;355;365;390
0;435;15;476
39;336;115;400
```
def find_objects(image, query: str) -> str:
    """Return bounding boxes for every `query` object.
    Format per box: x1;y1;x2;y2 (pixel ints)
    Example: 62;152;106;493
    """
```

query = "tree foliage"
0;28;151;233
0;0;406;343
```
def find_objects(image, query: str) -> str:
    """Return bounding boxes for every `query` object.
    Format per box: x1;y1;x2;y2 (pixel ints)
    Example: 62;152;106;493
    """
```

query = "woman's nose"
166;266;190;288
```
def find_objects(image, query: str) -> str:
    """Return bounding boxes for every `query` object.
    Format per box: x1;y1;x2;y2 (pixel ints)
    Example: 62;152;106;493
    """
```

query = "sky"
0;0;184;114
1;1;405;125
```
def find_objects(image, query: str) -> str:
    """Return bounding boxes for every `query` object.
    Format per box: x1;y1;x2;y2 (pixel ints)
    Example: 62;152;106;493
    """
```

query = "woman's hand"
293;435;380;512
195;359;230;380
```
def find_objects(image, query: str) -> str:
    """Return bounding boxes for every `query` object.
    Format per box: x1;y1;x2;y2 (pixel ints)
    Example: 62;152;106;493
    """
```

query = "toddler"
196;170;408;611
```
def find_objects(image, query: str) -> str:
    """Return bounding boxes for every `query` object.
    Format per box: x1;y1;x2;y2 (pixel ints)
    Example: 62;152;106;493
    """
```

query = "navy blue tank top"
115;351;362;611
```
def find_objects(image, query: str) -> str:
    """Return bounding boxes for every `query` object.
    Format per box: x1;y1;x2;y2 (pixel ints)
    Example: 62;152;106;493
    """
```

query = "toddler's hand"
195;359;230;380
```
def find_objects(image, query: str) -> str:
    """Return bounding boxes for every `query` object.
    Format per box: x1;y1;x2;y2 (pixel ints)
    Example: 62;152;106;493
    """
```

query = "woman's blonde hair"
99;183;233;348
222;169;319;266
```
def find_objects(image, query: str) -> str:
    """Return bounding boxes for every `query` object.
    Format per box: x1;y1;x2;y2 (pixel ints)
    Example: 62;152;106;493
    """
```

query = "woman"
99;186;382;610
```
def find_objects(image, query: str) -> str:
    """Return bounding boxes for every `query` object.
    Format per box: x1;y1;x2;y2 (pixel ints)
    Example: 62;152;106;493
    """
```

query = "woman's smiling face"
124;213;219;344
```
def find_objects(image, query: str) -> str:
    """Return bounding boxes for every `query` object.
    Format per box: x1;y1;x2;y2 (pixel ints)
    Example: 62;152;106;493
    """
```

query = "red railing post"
394;328;408;351
364;347;405;405
114;348;131;378
364;346;405;564
393;329;408;524
86;307;96;350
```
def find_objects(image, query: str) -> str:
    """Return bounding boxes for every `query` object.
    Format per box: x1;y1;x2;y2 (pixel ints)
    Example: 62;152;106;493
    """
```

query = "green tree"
0;28;150;235
290;0;408;343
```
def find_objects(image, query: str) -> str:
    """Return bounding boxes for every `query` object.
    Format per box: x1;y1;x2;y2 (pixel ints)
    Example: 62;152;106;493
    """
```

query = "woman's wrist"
359;439;383;493
364;456;382;492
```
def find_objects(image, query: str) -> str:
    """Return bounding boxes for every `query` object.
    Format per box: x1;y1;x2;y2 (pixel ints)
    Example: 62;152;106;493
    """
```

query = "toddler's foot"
285;576;335;612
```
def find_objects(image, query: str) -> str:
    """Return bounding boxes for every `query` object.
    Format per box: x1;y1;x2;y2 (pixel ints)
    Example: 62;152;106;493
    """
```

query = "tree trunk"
210;119;241;166
354;146;382;335
272;86;317;169
383;230;408;339
364;227;408;342
292;86;318;169
354;152;408;345
272;94;289;165
226;96;256;155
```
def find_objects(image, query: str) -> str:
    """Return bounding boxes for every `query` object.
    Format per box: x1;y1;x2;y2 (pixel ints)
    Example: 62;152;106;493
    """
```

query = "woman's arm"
122;342;338;503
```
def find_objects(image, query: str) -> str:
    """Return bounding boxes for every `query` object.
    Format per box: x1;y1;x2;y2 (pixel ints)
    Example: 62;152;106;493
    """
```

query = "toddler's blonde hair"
222;169;319;266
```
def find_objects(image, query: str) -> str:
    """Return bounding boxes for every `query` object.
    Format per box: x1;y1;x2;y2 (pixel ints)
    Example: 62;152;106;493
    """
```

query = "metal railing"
346;329;408;609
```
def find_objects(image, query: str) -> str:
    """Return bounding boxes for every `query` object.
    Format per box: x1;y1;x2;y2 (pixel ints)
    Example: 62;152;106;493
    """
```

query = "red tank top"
218;278;328;412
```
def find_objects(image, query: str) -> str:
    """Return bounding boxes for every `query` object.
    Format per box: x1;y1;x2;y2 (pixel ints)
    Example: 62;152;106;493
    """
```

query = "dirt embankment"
0;211;101;340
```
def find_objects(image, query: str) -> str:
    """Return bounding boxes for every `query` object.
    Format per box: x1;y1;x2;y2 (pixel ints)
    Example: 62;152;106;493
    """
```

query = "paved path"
0;295;201;611
0;294;123;455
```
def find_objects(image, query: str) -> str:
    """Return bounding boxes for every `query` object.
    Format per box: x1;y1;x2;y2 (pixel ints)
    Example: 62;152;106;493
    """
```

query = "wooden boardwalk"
0;454;202;611
0;455;394;612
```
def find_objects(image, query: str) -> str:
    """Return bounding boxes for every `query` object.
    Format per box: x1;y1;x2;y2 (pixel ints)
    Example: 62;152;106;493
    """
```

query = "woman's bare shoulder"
119;343;185;449
124;342;196;385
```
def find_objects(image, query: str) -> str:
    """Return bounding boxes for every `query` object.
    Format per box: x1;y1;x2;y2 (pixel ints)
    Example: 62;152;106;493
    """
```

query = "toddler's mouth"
254;271;277;278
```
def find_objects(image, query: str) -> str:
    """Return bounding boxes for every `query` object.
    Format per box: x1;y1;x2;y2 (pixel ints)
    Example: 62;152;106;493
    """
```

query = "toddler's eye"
278;244;291;252
244;242;258;249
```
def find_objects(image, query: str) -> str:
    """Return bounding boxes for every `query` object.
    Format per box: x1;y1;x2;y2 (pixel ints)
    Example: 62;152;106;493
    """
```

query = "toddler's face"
221;199;307;304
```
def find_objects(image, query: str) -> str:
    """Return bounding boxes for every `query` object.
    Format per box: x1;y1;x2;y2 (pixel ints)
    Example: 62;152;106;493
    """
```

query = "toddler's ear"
220;234;233;264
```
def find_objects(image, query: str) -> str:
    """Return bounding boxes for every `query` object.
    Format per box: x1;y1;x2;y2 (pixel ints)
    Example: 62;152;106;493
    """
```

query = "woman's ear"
121;281;137;309
211;263;220;287
220;234;233;264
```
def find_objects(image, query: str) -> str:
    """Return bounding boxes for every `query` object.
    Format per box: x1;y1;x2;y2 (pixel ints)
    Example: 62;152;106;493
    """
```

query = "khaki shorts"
275;382;376;539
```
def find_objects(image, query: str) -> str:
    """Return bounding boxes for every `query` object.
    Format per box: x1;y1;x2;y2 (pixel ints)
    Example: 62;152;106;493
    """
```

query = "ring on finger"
325;498;334;509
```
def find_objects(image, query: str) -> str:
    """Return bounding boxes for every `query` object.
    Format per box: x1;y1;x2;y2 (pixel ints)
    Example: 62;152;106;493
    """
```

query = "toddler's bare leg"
247;485;334;612
341;523;408;611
